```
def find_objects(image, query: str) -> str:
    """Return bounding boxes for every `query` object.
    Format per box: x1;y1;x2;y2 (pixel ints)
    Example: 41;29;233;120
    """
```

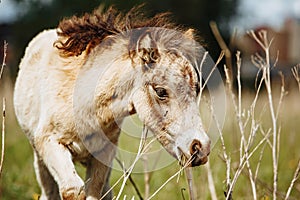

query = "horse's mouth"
190;152;209;166
178;147;209;167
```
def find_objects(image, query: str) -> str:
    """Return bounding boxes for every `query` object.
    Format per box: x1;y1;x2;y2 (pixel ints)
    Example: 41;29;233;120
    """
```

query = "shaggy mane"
54;5;177;57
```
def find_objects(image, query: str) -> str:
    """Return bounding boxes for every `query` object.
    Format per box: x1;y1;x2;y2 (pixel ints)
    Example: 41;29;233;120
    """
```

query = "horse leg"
35;133;85;200
102;167;113;199
85;144;116;200
33;151;60;200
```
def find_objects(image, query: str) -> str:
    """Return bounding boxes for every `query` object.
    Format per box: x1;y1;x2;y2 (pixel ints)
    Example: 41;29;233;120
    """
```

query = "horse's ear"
138;33;152;50
137;33;160;66
184;28;195;39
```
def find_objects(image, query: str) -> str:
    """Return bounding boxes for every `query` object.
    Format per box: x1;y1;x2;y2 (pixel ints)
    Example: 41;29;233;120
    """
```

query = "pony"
14;6;211;200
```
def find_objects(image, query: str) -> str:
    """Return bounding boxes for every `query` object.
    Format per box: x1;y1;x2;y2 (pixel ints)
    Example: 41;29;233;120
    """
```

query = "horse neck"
73;45;137;133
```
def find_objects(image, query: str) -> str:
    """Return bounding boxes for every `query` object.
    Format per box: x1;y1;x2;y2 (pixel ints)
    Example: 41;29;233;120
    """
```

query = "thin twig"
254;142;267;181
222;65;233;198
100;127;155;200
237;50;257;200
0;98;5;177
285;159;300;200
0;41;7;79
115;127;148;200
143;155;150;200
209;95;231;199
0;41;7;178
223;59;271;199
225;130;270;200
210;21;233;85
275;72;286;121
241;170;288;199
201;51;225;91
291;64;300;92
236;51;246;162
147;157;194;200
248;30;278;200
115;157;143;200
197;51;224;106
226;51;258;200
185;167;195;200
197;51;208;105
205;160;218;200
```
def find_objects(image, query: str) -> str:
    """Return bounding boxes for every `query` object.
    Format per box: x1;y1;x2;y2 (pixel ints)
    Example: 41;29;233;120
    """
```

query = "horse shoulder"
14;29;84;138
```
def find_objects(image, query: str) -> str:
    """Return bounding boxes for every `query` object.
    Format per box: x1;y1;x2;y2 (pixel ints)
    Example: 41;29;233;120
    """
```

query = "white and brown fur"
14;6;211;200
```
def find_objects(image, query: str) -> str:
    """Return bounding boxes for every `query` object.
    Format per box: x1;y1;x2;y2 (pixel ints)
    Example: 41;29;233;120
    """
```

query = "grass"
0;83;299;200
0;31;300;199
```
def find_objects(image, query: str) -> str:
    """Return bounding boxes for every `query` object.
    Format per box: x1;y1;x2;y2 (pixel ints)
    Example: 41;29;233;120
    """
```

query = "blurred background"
1;0;300;80
0;0;300;199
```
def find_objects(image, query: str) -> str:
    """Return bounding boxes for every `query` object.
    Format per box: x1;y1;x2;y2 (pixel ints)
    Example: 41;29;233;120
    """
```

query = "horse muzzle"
189;139;210;166
188;139;210;166
178;138;211;167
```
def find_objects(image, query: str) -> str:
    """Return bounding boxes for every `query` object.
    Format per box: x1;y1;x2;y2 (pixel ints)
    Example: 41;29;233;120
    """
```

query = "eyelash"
154;87;168;100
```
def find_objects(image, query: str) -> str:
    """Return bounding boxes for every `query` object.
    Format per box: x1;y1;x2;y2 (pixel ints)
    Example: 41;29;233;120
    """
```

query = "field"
0;31;300;199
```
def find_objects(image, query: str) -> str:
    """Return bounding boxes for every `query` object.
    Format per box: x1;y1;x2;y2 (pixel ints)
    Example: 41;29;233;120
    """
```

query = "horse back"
14;29;83;141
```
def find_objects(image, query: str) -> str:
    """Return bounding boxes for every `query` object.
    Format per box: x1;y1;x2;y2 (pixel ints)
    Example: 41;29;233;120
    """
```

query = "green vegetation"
0;80;299;199
0;3;299;197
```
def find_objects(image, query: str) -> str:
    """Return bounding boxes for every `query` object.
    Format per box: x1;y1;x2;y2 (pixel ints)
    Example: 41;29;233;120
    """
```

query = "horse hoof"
62;187;86;200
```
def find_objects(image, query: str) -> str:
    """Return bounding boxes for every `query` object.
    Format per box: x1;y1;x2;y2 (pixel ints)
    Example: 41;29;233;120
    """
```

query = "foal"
14;6;211;199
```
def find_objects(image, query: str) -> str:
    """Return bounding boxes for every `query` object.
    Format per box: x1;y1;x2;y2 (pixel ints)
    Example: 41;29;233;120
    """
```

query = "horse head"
129;28;211;166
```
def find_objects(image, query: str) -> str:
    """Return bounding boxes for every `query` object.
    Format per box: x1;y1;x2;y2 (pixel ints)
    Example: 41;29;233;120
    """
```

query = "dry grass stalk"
205;160;218;200
197;50;224;106
236;51;258;200
114;157;143;200
206;23;294;199
222;131;270;200
0;98;5;177
197;51;208;104
101;126;155;200
209;21;233;83
115;126;149;200
275;72;287;120
0;41;7;79
224;56;250;199
185;168;195;200
291;64;300;92
248;30;279;200
143;155;150;200
222;34;281;199
254;142;267;181
0;41;7;178
102;125;174;200
105;120;197;200
147;155;195;200
209;96;231;199
142;142;162;199
217;29;262;199
284;159;300;200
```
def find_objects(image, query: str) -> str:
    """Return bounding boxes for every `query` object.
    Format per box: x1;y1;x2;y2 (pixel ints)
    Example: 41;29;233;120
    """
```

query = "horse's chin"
190;154;208;166
177;148;209;167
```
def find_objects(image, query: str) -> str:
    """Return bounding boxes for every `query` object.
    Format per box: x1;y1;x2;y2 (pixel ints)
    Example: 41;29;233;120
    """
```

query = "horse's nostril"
190;139;202;155
189;139;210;166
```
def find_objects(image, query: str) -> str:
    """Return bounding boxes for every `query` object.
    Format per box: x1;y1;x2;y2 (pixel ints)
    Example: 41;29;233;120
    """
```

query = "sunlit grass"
0;89;299;199
0;38;299;199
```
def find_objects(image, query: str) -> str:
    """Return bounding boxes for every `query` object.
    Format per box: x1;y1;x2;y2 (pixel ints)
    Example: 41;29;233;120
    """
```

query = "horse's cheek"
131;91;150;120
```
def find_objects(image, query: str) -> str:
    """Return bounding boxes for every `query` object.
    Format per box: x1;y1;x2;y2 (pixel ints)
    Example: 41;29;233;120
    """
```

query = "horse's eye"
154;87;168;100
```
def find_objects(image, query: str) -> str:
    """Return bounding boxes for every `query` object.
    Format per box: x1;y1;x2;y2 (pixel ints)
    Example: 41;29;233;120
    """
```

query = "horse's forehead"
152;55;195;83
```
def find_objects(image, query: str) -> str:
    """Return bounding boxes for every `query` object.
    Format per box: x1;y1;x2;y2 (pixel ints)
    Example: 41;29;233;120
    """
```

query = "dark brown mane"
54;5;176;57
